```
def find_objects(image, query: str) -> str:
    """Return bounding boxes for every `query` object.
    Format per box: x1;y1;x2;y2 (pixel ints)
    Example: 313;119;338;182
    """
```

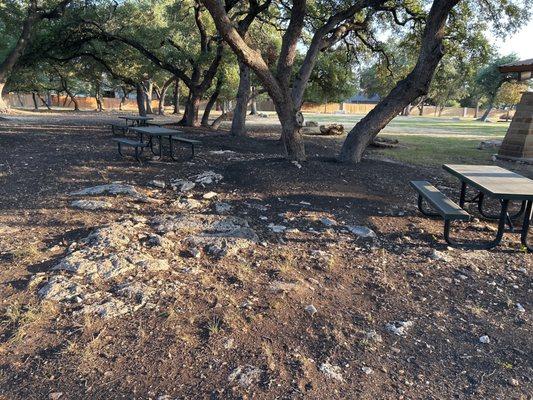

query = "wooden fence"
6;92;511;119
5;93;158;111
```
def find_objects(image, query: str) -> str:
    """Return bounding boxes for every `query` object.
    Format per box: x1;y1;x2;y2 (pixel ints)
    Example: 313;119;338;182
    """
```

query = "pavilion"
497;59;533;163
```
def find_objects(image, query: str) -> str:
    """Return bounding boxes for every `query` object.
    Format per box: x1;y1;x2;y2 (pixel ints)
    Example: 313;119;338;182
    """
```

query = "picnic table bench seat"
170;136;201;158
410;180;471;221
112;138;149;162
411;180;474;247
110;123;130;136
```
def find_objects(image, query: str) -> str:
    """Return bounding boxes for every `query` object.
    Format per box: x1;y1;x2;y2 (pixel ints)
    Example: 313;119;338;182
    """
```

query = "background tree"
303;51;358;106
339;0;530;162
475;54;519;121
0;0;73;112
203;0;411;160
494;81;530;120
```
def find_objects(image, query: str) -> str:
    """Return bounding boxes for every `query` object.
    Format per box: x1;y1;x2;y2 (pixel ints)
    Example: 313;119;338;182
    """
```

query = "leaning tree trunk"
339;74;438;163
37;93;51;110
231;62;250;136
136;83;147;116
479;81;503;122
211;101;228;130
339;0;459;163
63;85;79;111
31;92;39;110
479;103;494;122
201;79;222;127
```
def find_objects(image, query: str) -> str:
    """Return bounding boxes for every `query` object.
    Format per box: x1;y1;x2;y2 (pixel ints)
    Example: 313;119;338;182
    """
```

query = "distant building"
345;92;380;104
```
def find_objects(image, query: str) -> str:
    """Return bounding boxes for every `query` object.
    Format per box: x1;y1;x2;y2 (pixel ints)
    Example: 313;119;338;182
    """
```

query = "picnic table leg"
149;136;160;156
444;200;509;249
117;141;124;157
477;193;526;222
417;195;440;218
169;136;179;161
520;200;532;252
459;182;467;208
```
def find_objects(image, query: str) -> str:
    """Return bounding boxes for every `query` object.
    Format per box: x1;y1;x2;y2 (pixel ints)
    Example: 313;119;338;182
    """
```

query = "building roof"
498;58;533;73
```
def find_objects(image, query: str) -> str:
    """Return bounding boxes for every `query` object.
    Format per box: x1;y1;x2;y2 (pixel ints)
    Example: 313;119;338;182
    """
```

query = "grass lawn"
303;113;510;166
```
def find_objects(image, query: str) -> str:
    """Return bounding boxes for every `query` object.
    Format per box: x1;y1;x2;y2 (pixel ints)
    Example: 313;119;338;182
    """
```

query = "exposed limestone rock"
347;225;376;238
170;179;196;192
214;202;233;214
82;298;130;318
171;198;203;210
228;365;262;388
193;171;223;185
38;276;84;301
70;200;113;210
69;182;146;200
152;214;258;257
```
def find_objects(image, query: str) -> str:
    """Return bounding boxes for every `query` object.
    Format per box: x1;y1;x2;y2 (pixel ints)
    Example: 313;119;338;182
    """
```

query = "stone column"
497;91;533;163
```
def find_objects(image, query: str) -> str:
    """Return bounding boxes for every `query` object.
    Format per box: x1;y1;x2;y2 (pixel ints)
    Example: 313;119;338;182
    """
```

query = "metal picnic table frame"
131;126;189;161
118;116;154;127
443;164;533;251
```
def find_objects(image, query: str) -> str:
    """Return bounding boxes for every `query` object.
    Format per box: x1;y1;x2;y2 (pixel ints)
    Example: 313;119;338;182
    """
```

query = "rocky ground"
0;111;531;400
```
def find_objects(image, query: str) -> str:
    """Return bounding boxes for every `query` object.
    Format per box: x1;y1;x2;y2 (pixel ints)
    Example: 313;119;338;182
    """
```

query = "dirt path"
0;112;531;400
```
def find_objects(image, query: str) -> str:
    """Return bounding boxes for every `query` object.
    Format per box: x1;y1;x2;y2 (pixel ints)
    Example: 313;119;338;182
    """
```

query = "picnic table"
118;116;154;126
131;126;200;160
443;164;533;251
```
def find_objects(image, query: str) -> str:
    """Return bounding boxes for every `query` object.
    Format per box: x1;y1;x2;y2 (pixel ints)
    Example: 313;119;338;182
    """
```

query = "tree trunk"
211;100;227;130
158;78;173;115
172;79;180;114
0;82;8;113
96;95;103;112
276;103;306;161
70;94;79;111
32;92;39;110
0;4;38;113
136;83;147;116
479;104;493;122
249;86;258;115
62;82;78;111
338;0;459;163
201;79;222;127
474;101;479;119
37;93;51;110
231;62;250;135
144;80;153;114
184;93;201;127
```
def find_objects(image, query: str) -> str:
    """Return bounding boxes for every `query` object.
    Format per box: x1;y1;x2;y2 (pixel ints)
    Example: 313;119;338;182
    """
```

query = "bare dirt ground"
0;111;531;400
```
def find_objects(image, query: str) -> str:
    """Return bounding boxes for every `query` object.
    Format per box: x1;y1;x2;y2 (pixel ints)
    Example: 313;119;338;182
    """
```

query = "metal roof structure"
498;59;533;81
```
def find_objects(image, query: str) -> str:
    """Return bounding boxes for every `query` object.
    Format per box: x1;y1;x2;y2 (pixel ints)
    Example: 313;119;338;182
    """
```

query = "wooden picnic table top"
119;116;154;121
443;164;533;200
131;126;184;136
